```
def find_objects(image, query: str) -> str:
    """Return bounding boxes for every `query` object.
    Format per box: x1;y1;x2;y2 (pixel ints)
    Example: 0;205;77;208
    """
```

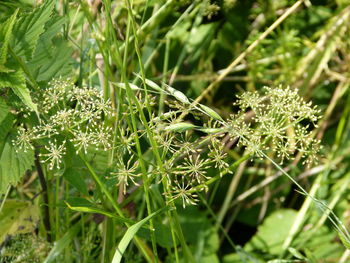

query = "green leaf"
27;15;73;82
0;61;38;112
63;168;88;195
0;136;34;194
199;104;224;121
287;247;307;260
0;97;9;124
0;113;14;146
111;208;168;263
65;198;137;226
244;209;297;255
338;232;350;249
138;220;174;248
11;0;55;60
0;9;18;65
0;200;39;244
164;122;197;132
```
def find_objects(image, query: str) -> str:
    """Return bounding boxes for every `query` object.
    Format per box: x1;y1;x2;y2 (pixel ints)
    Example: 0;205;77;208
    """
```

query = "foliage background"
1;0;350;262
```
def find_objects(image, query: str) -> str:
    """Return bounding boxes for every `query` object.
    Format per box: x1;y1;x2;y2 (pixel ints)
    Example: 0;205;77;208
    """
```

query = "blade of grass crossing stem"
65;201;139;226
112;208;168;263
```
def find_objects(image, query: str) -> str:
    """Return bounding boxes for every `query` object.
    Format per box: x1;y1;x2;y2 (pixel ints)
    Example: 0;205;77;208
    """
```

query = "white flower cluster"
12;79;321;208
149;85;321;207
226;85;321;164
13;78;114;170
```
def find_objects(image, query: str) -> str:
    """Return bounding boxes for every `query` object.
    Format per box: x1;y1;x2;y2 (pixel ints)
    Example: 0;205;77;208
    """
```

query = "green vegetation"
1;0;350;262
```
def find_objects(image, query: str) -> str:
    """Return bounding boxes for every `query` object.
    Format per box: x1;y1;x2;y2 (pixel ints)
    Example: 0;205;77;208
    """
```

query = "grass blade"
111;207;168;263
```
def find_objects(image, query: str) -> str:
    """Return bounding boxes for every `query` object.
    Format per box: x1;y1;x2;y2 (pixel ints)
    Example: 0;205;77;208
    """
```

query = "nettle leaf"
0;9;18;65
11;0;55;60
0;113;14;145
28;15;73;82
0;97;9;124
0;136;34;194
0;61;38;112
0;200;39;244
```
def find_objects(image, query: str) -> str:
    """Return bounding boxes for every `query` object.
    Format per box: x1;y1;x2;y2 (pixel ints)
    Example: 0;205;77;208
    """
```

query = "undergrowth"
1;0;350;262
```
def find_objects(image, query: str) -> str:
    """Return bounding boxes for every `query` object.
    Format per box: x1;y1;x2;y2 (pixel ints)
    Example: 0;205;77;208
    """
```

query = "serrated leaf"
28;15;73;82
0;136;34;194
0;200;39;244
0;61;38;112
11;0;55;60
0;9;18;65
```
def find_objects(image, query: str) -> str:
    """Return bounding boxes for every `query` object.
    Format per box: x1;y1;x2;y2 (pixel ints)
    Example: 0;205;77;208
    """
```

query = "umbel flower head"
13;78;115;170
144;81;322;208
225;85;321;164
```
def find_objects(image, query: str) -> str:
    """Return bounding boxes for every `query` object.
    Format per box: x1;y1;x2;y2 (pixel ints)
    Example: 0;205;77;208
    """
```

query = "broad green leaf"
11;0;55;59
27;15;73;82
0;61;38;112
138;220;174;248
0;9;18;65
112;208;168;263
0;113;14;146
244;209;297;255
0;97;9;124
0;200;39;244
43;222;80;263
0;136;34;194
63;167;88;195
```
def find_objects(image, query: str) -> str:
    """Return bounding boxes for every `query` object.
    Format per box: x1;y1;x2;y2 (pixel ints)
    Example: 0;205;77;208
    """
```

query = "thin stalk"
120;1;196;260
34;150;52;242
80;153;155;262
159;37;170;114
120;6;159;260
55;176;60;241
